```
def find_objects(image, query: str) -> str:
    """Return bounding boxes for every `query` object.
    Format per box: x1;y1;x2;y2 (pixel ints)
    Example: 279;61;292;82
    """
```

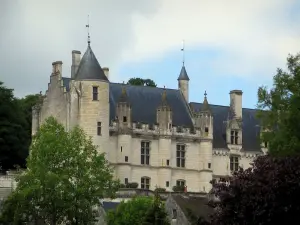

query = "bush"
127;182;138;188
172;185;185;192
155;188;166;192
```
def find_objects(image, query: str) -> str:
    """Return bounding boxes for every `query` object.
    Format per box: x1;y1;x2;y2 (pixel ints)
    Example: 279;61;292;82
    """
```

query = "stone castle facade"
32;42;267;193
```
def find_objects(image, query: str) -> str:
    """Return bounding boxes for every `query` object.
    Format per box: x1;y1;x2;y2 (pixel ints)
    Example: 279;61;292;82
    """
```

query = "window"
120;146;122;152
166;181;169;187
166;159;170;166
97;122;101;136
141;177;150;189
264;141;268;148
205;127;209;134
176;179;185;187
230;130;239;144
141;141;150;165
125;178;128;184
92;86;98;101
172;209;177;219
125;156;128;162
176;144;185;168
208;163;211;169
230;156;239;172
123;116;127;123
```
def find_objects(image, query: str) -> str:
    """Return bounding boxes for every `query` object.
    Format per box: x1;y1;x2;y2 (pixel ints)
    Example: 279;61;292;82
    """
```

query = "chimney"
52;61;63;75
102;67;109;79
229;90;243;118
71;50;81;79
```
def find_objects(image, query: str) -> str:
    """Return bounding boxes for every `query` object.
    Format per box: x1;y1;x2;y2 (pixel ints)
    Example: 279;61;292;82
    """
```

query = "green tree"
257;53;300;156
142;192;170;225
1;117;119;224
127;78;157;87
0;81;28;170
106;197;153;225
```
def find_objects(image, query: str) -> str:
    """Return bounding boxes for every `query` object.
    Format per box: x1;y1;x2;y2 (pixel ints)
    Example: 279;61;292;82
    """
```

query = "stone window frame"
141;141;150;165
230;155;239;172
92;86;99;101
97;122;102;136
176;179;186;187
176;143;186;168
141;176;150;189
230;129;239;145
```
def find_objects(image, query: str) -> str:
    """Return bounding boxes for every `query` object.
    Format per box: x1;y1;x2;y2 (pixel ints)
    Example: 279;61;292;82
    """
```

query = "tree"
1;117;119;224
142;192;170;225
106;197;153;225
257;53;300;156
0;81;28;170
127;78;157;87
211;155;300;225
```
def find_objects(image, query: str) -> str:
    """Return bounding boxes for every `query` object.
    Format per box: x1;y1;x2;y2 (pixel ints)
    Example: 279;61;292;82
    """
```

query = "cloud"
0;0;299;97
125;0;300;78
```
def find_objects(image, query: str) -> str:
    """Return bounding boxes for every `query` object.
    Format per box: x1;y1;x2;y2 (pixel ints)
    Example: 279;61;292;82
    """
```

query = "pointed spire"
161;87;169;106
119;83;128;103
201;90;211;112
177;65;190;81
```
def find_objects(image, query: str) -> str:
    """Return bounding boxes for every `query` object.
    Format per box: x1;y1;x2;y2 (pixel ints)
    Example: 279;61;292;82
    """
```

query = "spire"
201;90;211;112
177;65;190;81
86;15;91;46
119;84;129;103
181;40;185;66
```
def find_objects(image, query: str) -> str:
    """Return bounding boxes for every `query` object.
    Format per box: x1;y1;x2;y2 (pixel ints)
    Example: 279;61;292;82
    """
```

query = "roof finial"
204;90;207;98
86;15;91;45
181;40;185;66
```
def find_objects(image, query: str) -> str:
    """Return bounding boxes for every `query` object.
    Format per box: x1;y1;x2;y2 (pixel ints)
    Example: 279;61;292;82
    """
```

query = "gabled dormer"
116;85;132;131
226;90;243;148
156;88;172;132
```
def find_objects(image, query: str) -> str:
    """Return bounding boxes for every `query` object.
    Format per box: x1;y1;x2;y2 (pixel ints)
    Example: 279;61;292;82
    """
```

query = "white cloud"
124;0;300;78
0;0;299;97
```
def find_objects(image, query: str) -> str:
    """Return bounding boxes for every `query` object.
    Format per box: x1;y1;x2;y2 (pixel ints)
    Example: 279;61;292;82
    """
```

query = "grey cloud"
0;0;160;97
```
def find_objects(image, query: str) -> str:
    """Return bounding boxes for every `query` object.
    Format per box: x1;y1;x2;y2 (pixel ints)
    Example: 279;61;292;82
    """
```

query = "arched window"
141;176;151;190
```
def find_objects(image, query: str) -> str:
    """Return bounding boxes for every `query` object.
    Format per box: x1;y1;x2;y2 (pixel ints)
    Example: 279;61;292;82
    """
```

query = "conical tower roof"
177;65;190;81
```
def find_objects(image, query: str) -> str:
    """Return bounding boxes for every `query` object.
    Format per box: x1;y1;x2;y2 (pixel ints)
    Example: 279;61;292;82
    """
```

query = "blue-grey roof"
62;77;71;91
109;83;194;127
60;79;262;152
74;45;108;81
102;201;120;212
177;65;190;81
190;102;262;151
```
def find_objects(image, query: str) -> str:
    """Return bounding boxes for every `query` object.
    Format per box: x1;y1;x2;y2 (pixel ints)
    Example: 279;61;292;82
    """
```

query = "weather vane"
86;15;90;45
181;40;185;66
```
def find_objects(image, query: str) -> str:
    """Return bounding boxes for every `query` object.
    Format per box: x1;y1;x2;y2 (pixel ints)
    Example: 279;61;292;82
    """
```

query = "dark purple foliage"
211;155;300;225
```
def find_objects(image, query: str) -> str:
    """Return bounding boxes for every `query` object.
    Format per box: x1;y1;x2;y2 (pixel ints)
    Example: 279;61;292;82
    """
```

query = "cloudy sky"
0;0;299;108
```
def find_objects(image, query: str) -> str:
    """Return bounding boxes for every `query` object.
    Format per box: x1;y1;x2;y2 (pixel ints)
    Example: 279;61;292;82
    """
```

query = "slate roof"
109;83;194;127
172;195;214;222
61;78;262;152
102;201;120;212
74;45;108;81
190;102;262;151
177;65;190;81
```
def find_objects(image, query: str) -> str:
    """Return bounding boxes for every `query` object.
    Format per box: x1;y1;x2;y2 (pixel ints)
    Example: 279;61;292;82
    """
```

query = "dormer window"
230;130;239;145
123;116;127;123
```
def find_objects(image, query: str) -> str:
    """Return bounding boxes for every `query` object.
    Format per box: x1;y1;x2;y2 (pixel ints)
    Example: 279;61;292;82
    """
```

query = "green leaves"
257;52;300;156
1;116;119;224
127;78;157;87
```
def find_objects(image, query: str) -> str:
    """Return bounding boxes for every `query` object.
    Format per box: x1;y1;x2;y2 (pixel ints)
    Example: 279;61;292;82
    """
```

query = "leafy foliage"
107;194;170;225
186;208;210;225
127;78;157;87
106;197;153;225
1;117;119;224
0;81;28;170
257;53;300;156
211;155;300;225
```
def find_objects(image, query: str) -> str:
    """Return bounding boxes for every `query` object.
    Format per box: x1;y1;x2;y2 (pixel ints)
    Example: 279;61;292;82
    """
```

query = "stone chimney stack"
229;90;243;118
52;61;63;75
102;67;109;80
71;50;81;79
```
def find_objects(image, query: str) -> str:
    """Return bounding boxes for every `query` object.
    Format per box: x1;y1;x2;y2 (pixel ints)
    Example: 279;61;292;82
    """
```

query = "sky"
0;0;299;109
